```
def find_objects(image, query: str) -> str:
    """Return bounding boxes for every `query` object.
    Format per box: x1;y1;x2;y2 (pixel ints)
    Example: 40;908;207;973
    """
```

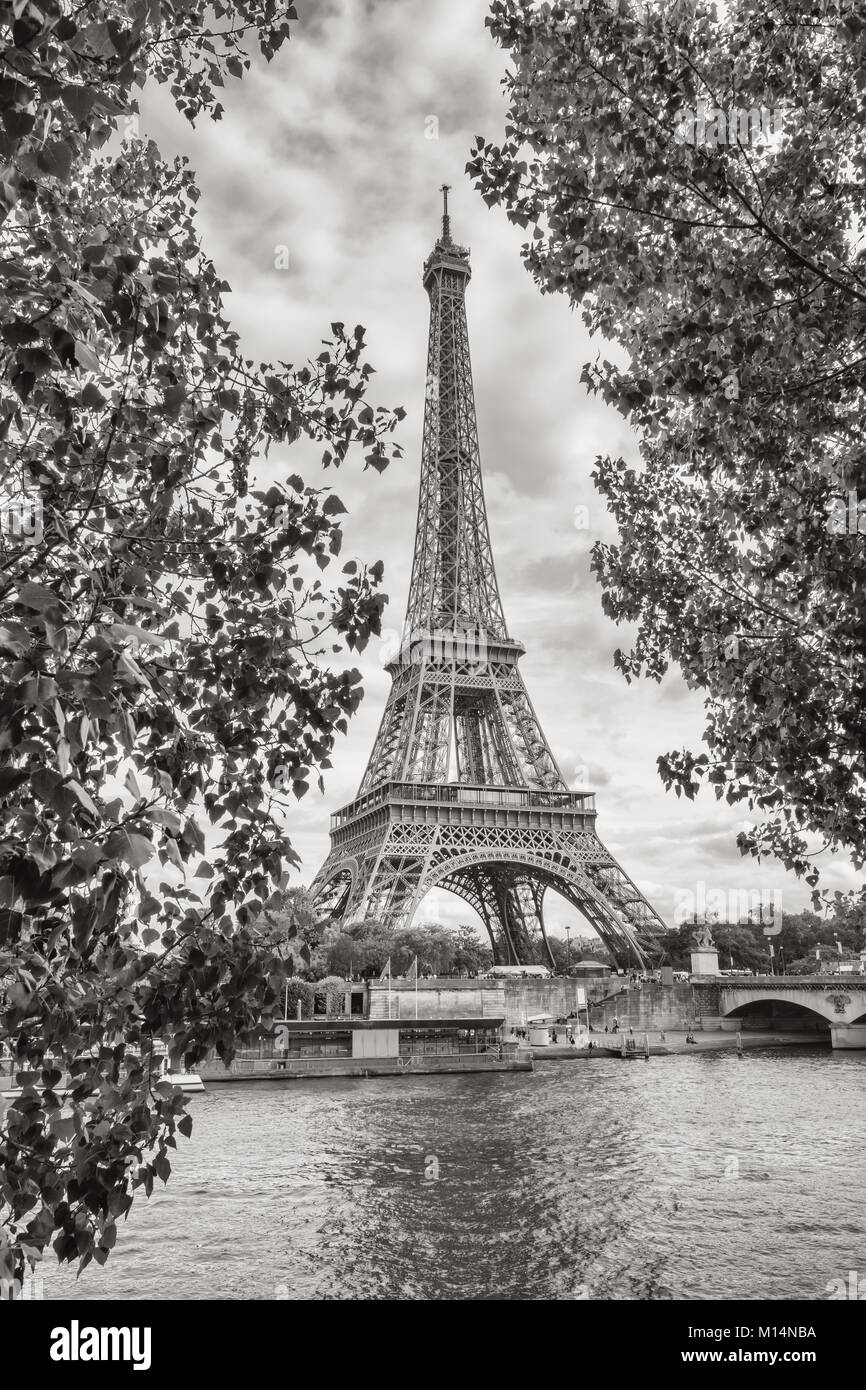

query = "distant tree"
0;1;403;1287
659;922;696;970
470;0;866;903
281;979;315;1020
785;956;821;977
776;910;824;964
391;923;456;976
313;975;348;1018
327;918;395;977
543;935;570;973
324;932;358;980
452;923;491;975
711;924;772;975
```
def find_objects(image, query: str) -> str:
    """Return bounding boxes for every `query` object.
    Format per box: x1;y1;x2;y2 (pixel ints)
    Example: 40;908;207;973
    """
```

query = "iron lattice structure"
309;193;668;967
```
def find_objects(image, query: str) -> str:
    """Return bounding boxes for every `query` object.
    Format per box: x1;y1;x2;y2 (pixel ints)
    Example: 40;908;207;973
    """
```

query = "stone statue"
692;921;715;951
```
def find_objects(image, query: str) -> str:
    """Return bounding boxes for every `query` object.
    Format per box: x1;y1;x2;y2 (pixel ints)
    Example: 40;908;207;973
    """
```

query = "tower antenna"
440;183;451;242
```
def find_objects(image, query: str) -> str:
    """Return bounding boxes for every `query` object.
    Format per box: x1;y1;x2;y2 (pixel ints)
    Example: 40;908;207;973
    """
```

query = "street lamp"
565;925;572;972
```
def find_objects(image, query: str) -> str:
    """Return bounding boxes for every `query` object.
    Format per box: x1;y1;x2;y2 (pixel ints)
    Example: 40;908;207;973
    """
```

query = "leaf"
107;830;153;869
38;141;73;182
16;583;61;612
74;340;100;373
60;86;97;123
67;781;99;817
124;766;142;801
57;738;71;777
108;623;165;646
164;838;184;871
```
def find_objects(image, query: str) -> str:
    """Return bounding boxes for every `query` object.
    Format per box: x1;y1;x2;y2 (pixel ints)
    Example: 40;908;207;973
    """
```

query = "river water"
42;1048;865;1301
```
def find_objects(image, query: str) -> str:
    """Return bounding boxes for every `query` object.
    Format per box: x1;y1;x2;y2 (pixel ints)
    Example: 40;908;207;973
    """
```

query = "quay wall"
363;978;837;1035
367;977;612;1027
591;982;698;1033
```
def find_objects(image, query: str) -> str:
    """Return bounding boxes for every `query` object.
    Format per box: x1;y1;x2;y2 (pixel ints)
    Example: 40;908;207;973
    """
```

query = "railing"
332;780;596;828
713;976;866;991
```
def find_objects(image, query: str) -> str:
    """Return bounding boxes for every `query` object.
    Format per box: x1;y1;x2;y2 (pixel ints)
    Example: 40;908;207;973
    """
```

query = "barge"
199;1016;532;1081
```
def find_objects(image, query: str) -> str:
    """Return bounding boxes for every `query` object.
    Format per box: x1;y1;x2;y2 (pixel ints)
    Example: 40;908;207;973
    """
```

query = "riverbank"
533;1030;831;1060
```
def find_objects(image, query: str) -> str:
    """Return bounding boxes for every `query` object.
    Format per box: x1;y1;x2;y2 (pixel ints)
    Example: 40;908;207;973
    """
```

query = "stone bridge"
694;977;866;1048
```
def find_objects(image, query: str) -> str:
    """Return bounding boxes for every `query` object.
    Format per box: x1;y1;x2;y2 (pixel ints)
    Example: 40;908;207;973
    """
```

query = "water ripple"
42;1049;866;1301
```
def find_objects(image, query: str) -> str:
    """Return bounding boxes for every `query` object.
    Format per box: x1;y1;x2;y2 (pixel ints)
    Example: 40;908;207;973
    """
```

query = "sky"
137;0;854;937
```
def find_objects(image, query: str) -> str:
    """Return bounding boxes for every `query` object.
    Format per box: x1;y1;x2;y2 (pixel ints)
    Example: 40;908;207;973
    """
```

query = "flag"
377;957;391;983
406;956;418;983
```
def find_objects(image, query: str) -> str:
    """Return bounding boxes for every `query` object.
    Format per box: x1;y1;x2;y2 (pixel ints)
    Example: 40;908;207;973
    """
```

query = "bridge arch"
719;983;866;1027
722;997;830;1034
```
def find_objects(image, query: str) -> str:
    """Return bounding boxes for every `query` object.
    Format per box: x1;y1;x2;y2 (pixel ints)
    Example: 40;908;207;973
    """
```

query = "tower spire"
440;183;451;242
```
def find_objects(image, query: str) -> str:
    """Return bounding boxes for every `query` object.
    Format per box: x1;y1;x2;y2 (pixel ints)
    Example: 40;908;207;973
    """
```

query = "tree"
313;975;348;1018
451;922;491;975
261;887;320;975
323;931;360;980
543;935;569;973
391;922;456;976
0;1;404;1286
469;0;866;902
281;979;315;1020
326;918;395;977
711;924;771;975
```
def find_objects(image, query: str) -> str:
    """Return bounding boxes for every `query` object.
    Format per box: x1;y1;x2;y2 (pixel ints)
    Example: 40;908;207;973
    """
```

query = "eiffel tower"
309;189;668;968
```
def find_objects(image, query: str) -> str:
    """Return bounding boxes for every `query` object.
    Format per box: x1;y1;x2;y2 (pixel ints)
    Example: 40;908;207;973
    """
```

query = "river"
41;1048;865;1301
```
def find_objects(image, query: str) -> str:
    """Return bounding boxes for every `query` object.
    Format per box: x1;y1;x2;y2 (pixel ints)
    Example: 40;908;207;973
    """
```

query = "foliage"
313;974;347;1017
541;935;569;973
280;978;315;1020
0;0;403;1283
469;0;866;900
261;887;321;974
451;922;492;975
389;922;457;976
326;919;394;977
662;908;864;970
323;918;492;977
